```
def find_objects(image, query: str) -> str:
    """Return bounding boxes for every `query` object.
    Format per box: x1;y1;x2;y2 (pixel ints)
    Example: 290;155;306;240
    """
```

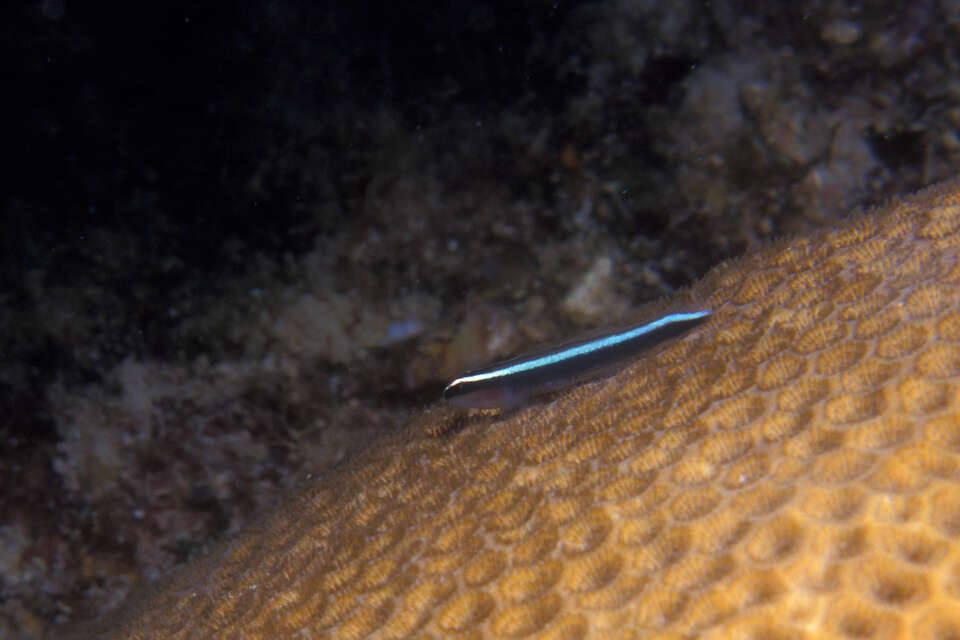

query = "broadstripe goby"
443;310;711;408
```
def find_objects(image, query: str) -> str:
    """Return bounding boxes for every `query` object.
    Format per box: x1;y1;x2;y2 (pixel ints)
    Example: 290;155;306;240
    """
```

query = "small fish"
443;310;711;409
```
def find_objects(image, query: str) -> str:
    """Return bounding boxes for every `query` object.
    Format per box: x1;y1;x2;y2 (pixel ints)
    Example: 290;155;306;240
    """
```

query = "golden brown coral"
93;180;960;639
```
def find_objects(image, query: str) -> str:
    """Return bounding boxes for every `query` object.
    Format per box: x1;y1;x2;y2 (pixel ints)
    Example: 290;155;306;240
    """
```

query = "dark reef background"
3;0;960;636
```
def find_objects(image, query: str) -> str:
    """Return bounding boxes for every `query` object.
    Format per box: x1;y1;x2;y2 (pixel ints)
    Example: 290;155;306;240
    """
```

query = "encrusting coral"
81;179;960;638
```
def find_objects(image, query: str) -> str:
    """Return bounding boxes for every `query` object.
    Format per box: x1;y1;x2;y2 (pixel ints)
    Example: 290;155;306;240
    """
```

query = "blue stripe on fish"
443;310;711;409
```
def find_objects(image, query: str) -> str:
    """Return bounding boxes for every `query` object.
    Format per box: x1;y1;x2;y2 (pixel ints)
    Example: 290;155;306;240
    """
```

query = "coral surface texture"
90;180;960;638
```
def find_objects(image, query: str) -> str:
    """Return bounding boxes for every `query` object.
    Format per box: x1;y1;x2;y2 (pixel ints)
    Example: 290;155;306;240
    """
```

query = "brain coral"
89;180;960;639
